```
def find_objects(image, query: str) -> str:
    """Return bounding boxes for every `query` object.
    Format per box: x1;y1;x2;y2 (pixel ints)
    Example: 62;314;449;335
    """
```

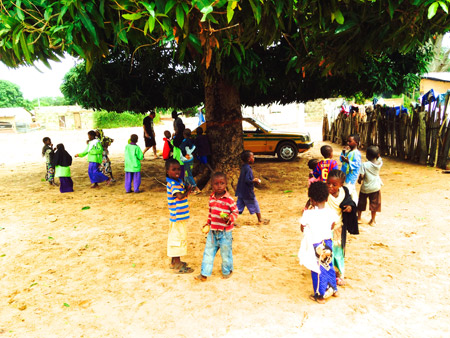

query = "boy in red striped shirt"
195;172;239;281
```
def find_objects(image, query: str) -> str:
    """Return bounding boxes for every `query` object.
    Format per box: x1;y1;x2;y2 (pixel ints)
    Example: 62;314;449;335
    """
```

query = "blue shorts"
236;197;260;215
197;155;208;164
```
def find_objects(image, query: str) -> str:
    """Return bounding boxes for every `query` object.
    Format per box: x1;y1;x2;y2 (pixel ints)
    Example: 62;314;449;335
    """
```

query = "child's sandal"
175;265;194;274
309;294;325;304
194;274;207;282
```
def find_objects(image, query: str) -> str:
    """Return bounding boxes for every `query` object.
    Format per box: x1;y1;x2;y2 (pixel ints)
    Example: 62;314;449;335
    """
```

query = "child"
100;140;115;182
195;172;239;281
124;134;144;193
326;170;358;286
162;130;173;160
180;129;201;194
357;145;383;226
171;129;185;181
143;111;158;159
235;150;270;225
51;144;74;193
42;137;56;186
313;145;338;182
75;130;111;188
307;159;320;187
340;134;362;203
299;181;339;304
165;158;194;274
193;127;213;172
96;129;115;181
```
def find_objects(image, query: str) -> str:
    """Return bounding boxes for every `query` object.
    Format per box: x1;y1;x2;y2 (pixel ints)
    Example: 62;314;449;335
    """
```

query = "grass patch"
93;110;160;129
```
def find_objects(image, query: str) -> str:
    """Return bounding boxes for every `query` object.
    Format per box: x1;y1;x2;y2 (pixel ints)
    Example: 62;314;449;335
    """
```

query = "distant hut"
0;107;33;133
34;105;95;130
420;72;450;95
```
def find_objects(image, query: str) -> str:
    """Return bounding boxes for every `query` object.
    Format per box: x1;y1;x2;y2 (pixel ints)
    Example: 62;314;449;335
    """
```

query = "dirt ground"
1;120;449;338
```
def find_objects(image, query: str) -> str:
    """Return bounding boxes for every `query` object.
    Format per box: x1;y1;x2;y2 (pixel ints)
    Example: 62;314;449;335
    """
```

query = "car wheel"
277;142;298;161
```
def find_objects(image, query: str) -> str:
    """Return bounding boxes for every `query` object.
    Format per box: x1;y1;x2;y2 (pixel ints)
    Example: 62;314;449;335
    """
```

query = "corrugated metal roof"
0;107;32;122
422;72;450;82
0;107;30;117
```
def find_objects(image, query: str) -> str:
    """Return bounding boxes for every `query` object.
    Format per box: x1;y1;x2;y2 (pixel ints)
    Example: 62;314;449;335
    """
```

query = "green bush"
93;110;160;129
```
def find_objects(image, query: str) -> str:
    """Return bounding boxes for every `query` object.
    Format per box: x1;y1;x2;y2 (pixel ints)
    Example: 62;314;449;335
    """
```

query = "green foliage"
346;92;367;105
0;79;26;108
30;96;72;107
61;49;202;112
93;110;160;129
1;0;450;109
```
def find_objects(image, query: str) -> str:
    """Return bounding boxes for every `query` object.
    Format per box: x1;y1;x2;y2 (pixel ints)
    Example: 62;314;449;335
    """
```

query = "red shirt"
207;191;239;231
313;159;338;182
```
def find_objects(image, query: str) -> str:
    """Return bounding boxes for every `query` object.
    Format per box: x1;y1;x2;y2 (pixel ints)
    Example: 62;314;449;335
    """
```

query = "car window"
243;120;260;133
251;119;272;131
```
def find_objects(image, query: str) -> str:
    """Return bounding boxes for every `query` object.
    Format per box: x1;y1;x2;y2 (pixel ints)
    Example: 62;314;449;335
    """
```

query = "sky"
0;54;79;100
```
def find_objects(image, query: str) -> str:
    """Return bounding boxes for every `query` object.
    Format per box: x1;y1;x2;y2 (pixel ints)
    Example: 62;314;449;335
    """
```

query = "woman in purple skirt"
75;130;111;188
52;144;74;193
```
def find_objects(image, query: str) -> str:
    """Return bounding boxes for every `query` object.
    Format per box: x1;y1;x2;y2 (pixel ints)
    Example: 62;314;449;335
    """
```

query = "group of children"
42;137;74;193
301;134;383;303
162;126;212;195
43;125;382;304
164;149;269;277
42;130;115;192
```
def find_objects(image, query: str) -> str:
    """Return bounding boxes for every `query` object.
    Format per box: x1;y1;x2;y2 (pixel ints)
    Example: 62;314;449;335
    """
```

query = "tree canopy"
1;1;449;84
0;79;32;110
60;48;203;112
2;1;450;172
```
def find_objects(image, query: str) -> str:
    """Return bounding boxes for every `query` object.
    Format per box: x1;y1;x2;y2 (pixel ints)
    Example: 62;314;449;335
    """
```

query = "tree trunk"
203;74;243;190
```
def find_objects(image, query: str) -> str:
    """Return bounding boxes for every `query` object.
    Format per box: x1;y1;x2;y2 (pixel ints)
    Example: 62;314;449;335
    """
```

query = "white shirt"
360;158;383;194
299;207;337;244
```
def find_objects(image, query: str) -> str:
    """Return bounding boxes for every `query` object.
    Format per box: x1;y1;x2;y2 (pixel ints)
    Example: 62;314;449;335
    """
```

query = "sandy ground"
1;119;450;337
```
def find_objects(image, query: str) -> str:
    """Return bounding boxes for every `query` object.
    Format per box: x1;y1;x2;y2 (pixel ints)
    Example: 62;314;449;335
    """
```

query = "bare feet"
90;183;99;188
369;219;376;226
258;219;270;225
336;277;346;286
194;274;207;282
333;291;340;297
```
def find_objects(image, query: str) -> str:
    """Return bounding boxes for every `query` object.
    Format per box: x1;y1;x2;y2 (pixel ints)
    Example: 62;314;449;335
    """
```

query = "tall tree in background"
0;79;32;110
1;0;450;176
429;34;450;72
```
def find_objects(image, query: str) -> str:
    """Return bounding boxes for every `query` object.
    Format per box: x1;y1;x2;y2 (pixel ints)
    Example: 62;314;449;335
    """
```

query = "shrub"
93;110;160;129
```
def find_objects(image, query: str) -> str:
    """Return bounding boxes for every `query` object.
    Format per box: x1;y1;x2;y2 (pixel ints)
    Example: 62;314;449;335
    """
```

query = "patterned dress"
43;146;55;183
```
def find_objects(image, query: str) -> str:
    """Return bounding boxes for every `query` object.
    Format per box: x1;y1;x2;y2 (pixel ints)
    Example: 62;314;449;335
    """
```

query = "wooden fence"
322;99;450;169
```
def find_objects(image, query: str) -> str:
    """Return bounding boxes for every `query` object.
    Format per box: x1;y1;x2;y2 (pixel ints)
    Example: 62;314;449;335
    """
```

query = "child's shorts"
197;155;208;164
357;190;381;212
167;221;188;257
237;197;260;215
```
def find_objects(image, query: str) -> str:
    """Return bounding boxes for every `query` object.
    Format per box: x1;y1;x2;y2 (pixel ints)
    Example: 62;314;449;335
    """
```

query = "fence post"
399;113;407;160
437;93;450;168
418;110;428;164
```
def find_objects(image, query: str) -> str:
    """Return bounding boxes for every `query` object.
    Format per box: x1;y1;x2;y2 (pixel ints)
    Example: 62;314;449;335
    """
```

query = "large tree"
0;79;25;108
0;79;33;110
1;0;450;175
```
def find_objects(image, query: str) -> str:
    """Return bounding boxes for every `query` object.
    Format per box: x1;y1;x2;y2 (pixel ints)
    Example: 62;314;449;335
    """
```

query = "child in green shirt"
124;134;144;193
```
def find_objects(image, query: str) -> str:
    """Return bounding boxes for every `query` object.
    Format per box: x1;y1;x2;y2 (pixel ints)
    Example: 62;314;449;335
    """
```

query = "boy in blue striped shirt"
165;159;194;274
